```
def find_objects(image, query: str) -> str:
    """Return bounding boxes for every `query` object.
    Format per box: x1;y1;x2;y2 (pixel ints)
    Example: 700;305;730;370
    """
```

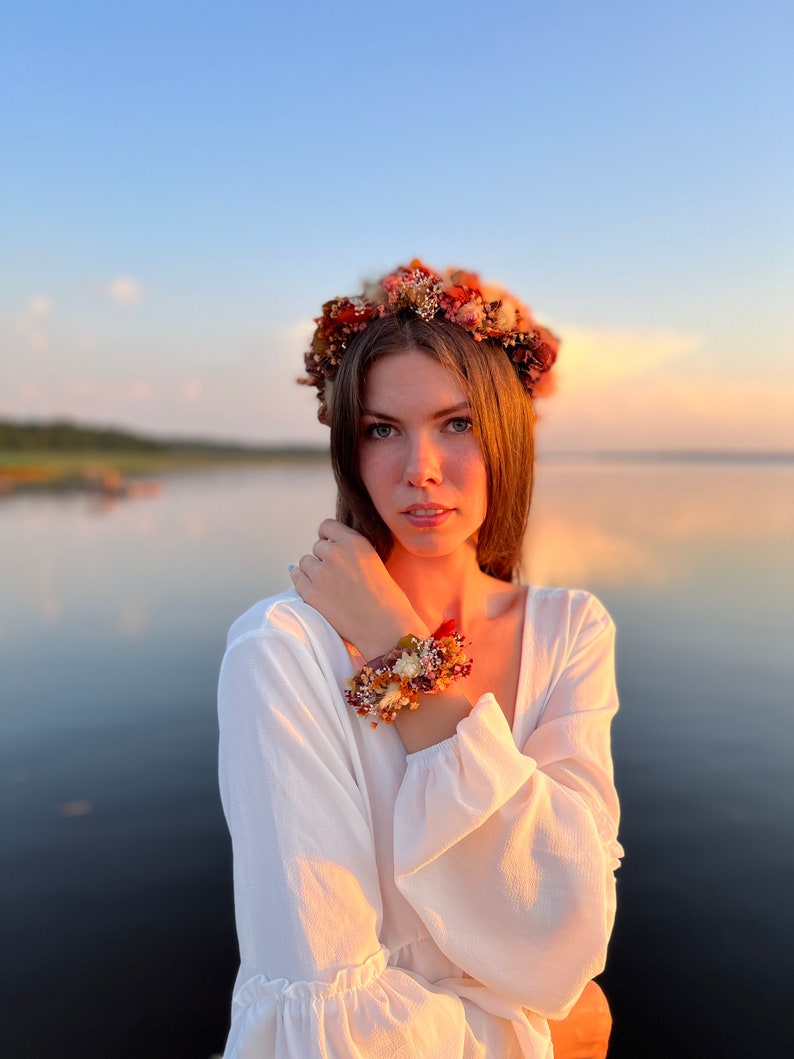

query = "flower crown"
301;259;559;417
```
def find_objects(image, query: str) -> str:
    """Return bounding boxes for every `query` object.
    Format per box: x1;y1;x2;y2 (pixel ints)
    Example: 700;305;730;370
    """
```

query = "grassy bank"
0;448;328;492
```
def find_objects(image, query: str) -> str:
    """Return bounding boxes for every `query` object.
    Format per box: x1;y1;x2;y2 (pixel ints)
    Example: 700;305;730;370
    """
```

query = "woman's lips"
401;505;453;528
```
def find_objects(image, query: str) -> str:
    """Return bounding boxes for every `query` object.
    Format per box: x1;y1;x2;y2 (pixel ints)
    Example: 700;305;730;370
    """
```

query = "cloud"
279;319;316;346
179;378;204;402
538;373;794;451
27;295;54;318
129;380;154;400
107;277;142;305
21;330;49;353
70;378;98;398
553;325;702;393
535;324;794;451
10;294;55;352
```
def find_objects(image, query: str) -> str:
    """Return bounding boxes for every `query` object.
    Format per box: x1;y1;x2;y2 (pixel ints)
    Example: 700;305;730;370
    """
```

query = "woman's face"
358;348;488;564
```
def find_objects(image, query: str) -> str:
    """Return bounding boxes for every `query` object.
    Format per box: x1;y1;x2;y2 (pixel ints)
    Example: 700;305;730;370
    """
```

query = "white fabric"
218;586;623;1058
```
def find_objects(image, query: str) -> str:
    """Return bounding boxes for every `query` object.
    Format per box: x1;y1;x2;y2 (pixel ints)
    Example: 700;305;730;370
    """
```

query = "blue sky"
3;0;792;449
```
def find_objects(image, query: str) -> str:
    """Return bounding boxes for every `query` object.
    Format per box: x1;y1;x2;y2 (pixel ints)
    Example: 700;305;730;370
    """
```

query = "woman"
218;261;623;1057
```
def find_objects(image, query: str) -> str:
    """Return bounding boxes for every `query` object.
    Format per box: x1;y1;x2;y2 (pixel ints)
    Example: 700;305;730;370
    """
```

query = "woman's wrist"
354;615;430;664
347;621;472;729
395;692;472;753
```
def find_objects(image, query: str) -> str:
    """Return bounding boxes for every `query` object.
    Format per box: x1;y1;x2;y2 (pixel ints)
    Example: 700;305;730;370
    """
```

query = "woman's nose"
403;435;443;487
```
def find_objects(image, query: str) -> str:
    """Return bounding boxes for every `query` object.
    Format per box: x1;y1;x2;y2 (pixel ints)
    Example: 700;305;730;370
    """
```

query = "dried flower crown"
301;259;559;417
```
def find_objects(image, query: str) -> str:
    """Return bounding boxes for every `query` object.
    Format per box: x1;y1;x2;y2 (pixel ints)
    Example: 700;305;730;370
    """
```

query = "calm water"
1;458;793;1058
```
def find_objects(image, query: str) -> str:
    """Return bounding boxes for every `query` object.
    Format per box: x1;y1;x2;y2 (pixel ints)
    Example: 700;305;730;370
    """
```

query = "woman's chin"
388;534;479;565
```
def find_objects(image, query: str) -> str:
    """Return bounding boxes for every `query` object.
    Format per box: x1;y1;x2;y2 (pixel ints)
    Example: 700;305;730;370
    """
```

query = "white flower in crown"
393;651;423;680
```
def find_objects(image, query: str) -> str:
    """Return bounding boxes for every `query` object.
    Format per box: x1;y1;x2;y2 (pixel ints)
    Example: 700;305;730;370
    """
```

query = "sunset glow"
2;3;791;452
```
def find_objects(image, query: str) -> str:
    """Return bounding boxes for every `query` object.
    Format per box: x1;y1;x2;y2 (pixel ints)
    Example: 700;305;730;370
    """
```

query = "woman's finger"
317;518;341;541
317;518;365;544
296;554;322;581
312;538;334;560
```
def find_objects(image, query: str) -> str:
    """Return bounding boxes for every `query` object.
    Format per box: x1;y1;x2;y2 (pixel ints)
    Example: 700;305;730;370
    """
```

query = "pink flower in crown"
438;283;486;331
455;299;486;329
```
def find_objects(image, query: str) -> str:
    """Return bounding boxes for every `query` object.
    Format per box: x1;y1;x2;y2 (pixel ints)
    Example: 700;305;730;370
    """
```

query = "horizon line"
2;416;793;463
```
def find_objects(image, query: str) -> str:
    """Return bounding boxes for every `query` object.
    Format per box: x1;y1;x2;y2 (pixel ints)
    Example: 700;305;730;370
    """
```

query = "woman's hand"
290;519;428;661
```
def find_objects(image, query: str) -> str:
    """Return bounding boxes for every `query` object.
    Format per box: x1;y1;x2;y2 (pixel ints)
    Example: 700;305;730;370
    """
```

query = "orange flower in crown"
301;259;560;410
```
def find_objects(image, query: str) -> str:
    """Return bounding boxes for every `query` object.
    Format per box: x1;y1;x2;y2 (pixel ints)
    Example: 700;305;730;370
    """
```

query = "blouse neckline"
511;585;534;741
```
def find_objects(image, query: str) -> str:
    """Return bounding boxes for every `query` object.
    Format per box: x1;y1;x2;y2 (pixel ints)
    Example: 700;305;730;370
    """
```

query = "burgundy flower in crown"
301;260;559;409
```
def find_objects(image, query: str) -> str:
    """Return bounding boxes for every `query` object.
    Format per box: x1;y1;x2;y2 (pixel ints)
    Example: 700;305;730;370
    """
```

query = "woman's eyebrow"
361;408;398;422
433;402;472;419
361;401;471;421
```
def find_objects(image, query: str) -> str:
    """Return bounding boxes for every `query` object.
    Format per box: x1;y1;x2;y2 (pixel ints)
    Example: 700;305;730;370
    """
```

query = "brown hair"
328;313;536;582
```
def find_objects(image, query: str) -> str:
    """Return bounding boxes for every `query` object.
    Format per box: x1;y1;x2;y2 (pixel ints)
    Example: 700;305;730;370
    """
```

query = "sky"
2;0;792;452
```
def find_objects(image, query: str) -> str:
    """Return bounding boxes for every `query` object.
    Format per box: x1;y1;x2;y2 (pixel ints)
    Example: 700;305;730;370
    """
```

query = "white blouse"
218;586;623;1058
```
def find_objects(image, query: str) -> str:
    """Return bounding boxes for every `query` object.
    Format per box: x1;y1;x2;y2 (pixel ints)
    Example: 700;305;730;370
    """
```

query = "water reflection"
4;458;793;632
0;464;337;645
526;460;794;588
1;457;793;1058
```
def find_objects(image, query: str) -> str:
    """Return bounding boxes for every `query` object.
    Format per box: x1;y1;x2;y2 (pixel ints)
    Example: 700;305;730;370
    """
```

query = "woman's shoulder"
226;588;336;652
526;585;614;643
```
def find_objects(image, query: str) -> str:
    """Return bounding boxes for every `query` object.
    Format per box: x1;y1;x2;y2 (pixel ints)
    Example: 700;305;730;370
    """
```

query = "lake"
1;457;792;1058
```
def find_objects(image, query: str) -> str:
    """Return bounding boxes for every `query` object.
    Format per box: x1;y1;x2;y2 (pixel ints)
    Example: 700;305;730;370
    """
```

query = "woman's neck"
385;542;500;633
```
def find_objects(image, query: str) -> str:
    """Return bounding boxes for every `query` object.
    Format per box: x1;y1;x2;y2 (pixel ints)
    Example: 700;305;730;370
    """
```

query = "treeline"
0;418;327;457
0;420;169;452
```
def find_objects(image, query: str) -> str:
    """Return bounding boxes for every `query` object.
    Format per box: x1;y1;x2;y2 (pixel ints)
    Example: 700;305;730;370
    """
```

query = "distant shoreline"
0;448;330;494
0;417;330;491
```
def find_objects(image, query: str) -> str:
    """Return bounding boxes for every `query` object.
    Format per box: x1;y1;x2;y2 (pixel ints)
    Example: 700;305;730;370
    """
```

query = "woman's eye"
367;423;394;440
448;417;473;434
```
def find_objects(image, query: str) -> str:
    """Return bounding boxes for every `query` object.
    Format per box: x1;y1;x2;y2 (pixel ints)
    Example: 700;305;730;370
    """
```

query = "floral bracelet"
346;620;473;728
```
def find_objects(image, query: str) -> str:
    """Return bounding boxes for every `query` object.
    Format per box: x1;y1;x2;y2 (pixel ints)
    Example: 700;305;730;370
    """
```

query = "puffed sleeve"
392;594;623;1021
218;625;475;1058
